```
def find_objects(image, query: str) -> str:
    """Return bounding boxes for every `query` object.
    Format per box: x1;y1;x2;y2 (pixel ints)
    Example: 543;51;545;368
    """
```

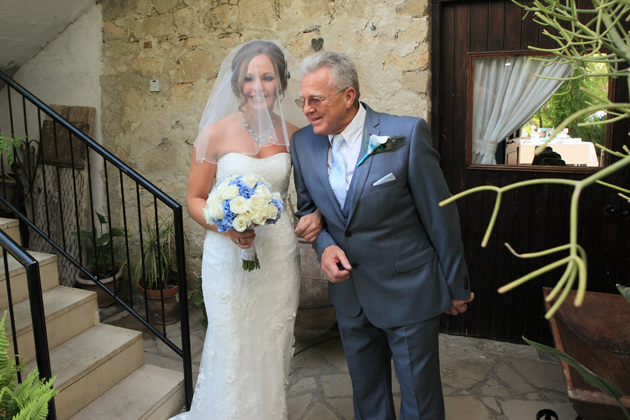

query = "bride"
174;41;323;420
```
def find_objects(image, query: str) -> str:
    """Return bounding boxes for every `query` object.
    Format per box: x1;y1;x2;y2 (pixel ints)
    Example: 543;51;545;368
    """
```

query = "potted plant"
72;211;131;307
528;286;630;419
135;214;187;324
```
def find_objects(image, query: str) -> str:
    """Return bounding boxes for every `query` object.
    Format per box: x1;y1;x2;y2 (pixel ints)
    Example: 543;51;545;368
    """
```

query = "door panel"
432;0;630;343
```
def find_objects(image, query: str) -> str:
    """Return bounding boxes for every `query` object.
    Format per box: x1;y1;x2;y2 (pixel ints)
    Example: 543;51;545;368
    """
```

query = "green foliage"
527;62;609;146
134;215;187;290
72;211;131;279
176;277;207;329
0;312;58;420
521;0;630;133
618;284;630;306
523;336;630;419
185;278;204;308
577;114;607;146
0;134;23;168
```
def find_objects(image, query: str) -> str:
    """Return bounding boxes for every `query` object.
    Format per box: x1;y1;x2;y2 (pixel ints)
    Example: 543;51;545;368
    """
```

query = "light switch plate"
149;79;160;92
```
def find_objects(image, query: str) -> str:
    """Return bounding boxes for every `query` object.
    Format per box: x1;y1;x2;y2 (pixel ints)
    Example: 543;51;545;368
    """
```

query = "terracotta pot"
75;268;120;308
295;239;336;340
137;280;181;325
545;287;630;419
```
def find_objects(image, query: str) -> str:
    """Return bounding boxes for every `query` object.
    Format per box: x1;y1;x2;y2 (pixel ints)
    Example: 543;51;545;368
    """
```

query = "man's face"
299;67;356;135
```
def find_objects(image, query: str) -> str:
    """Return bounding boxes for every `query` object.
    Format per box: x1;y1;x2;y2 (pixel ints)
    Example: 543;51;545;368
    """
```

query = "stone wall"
100;0;432;274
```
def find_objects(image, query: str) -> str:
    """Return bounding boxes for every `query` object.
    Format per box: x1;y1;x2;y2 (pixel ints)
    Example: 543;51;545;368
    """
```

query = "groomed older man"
291;50;474;420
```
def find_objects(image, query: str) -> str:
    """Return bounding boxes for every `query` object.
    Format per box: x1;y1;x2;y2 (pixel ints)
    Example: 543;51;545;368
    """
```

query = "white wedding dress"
171;153;300;420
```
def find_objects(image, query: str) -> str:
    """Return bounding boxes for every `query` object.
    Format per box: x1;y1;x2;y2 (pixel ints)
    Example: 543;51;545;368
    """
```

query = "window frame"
466;50;615;173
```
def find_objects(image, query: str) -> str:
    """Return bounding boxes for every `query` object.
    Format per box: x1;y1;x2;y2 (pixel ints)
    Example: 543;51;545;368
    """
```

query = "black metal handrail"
0;229;56;420
0;70;193;408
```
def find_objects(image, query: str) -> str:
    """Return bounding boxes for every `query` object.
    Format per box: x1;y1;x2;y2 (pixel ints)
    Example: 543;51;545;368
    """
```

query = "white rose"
265;203;279;219
254;185;271;200
230;196;250;214
214;180;228;196
202;206;216;225
271;191;281;201
242;174;259;188
232;214;251;232
250;209;267;225
222;184;240;200
208;191;224;206
205;199;224;221
249;195;266;210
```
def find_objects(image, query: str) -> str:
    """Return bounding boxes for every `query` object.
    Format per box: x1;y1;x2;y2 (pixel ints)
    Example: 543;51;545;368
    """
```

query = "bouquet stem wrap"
241;243;260;271
203;173;282;271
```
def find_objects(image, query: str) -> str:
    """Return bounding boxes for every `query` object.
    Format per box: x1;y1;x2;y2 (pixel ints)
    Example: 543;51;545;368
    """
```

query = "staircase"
0;217;185;420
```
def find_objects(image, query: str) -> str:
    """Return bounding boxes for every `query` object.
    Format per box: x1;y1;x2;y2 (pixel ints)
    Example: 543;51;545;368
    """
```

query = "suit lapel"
346;105;380;224
313;132;346;222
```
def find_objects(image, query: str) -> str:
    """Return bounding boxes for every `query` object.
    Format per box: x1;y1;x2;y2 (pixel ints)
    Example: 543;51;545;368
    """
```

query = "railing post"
26;259;57;420
174;207;193;409
0;230;56;420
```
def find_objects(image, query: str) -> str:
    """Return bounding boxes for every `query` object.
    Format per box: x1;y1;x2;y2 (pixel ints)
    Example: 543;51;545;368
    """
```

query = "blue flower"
272;198;283;212
218;214;234;232
239;185;253;199
214;200;236;232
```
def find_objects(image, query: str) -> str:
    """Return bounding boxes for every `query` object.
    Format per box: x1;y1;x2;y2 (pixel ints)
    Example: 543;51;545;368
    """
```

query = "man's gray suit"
291;103;470;419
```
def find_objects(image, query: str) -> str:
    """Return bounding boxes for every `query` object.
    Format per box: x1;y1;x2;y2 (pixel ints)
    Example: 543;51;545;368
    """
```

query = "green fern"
10;372;57;420
0;312;58;420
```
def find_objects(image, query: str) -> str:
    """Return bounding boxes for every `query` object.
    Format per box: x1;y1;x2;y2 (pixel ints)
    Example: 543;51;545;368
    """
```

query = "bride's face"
241;54;279;112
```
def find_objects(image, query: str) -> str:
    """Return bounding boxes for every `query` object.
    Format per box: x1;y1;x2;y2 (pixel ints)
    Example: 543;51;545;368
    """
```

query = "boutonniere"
356;130;406;167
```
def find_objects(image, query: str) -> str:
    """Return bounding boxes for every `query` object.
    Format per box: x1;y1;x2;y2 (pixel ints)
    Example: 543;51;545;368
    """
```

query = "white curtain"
472;56;573;164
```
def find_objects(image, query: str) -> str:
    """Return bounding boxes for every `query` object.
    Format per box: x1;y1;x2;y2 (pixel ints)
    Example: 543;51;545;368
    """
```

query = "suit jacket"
291;104;470;329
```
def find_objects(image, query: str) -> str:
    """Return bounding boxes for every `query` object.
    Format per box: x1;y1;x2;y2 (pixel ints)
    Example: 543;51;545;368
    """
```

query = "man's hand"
321;245;352;283
444;292;475;316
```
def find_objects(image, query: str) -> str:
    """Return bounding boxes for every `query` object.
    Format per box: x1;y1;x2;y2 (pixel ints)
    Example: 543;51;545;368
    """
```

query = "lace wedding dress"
171;153;300;420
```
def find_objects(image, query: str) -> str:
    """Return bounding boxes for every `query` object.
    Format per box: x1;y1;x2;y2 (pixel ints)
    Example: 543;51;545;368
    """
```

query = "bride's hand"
223;228;256;249
294;209;325;242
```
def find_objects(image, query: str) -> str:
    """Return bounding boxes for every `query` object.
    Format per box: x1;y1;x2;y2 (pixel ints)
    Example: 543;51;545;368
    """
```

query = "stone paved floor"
100;303;578;420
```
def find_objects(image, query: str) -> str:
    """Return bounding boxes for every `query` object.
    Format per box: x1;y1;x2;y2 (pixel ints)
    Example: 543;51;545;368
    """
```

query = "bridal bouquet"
203;173;283;271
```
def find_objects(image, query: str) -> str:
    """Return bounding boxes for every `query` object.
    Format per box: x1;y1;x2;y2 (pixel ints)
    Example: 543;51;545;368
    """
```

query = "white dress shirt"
327;103;367;190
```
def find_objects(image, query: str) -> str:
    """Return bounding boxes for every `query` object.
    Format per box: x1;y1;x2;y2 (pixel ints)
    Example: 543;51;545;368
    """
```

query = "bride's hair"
194;40;307;164
230;40;289;103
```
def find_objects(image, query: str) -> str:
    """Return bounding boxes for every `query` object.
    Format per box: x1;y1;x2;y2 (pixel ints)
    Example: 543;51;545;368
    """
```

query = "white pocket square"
373;173;396;186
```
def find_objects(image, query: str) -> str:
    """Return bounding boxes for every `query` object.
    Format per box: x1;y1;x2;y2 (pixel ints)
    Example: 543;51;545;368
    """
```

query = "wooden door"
432;0;630;343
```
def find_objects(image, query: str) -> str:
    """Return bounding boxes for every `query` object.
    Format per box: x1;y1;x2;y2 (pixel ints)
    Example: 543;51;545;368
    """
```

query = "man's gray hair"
301;50;361;104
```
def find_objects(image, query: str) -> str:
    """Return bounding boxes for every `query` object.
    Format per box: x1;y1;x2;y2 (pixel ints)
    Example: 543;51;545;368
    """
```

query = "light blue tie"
329;134;347;208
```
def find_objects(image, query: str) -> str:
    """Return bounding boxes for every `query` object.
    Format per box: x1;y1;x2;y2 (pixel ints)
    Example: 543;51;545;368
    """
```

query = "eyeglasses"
295;88;349;108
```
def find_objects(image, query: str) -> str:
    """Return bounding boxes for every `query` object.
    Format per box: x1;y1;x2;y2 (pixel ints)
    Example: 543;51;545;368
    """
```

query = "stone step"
0;251;60;310
26;323;144;420
5;286;98;364
69;364;185;420
0;218;20;245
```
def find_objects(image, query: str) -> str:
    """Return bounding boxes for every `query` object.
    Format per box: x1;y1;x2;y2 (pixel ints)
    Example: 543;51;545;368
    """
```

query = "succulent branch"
441;153;630;318
446;0;630;317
